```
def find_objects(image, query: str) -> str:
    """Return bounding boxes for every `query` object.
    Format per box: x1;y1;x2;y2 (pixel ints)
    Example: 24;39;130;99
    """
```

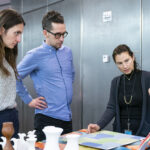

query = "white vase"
17;133;28;150
43;126;63;150
64;134;80;150
26;137;36;150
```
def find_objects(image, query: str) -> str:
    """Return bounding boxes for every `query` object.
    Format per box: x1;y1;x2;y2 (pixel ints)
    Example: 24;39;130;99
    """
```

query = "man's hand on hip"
29;97;47;109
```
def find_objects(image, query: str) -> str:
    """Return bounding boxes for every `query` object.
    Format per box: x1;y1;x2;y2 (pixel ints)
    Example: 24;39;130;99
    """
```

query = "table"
35;129;144;150
35;129;99;150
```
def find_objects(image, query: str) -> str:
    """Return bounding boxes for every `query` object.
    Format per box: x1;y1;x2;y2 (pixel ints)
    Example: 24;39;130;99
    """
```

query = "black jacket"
97;71;150;137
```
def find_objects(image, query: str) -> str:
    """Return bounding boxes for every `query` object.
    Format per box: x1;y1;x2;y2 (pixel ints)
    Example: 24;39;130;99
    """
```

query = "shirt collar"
42;41;56;52
42;41;64;52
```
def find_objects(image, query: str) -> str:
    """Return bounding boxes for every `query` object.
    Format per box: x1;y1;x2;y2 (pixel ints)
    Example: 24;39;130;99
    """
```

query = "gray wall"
0;0;11;9
142;0;150;70
8;0;150;133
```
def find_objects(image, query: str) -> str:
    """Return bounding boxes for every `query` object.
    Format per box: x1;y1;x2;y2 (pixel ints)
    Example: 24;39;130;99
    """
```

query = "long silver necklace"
123;73;136;105
123;73;136;131
124;95;133;105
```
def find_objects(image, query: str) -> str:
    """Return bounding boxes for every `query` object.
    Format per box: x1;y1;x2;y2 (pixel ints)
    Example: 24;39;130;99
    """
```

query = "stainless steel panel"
11;0;22;12
0;0;10;5
22;0;47;13
0;0;11;10
0;5;11;10
48;0;64;5
82;0;141;130
22;9;46;55
142;0;150;71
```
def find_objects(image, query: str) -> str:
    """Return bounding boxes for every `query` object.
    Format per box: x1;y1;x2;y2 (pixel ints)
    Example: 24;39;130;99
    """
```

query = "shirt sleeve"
16;51;38;104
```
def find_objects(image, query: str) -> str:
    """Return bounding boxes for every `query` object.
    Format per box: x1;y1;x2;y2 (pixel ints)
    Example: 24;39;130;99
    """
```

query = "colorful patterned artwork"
79;130;144;149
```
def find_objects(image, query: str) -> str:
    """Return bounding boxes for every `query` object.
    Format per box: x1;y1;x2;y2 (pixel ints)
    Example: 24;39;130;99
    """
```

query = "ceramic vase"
43;126;63;150
17;133;28;150
64;134;80;150
26;137;36;150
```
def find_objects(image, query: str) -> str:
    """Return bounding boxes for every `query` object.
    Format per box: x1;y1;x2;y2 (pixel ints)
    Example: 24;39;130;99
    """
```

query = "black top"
118;70;143;134
97;70;150;137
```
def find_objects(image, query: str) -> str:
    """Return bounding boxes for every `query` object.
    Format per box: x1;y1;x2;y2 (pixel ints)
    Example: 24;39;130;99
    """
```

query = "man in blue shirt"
16;10;75;141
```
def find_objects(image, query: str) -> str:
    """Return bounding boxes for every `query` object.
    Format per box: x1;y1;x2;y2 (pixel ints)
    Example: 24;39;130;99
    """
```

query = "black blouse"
118;70;143;135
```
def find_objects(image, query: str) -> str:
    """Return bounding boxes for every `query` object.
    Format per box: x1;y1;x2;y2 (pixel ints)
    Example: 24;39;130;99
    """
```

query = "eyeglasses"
46;30;68;39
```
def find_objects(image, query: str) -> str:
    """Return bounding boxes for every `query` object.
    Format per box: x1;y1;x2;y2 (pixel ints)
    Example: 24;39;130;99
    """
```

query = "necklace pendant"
124;96;133;105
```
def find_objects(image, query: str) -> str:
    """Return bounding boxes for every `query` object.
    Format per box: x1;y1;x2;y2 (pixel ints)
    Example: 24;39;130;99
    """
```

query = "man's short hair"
42;10;64;31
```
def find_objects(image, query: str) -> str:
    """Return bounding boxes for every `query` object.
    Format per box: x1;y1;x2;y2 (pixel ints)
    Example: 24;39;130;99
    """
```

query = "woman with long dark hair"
88;44;150;137
0;8;25;138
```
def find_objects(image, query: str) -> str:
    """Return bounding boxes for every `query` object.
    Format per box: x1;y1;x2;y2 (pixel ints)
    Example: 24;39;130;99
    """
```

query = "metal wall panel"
0;0;10;5
0;0;11;10
0;5;11;10
22;0;47;13
142;0;150;71
22;10;45;55
82;0;141;129
11;0;21;12
48;0;64;5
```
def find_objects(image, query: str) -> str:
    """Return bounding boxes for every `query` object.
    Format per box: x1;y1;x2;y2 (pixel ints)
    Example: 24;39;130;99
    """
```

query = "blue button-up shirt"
16;42;75;121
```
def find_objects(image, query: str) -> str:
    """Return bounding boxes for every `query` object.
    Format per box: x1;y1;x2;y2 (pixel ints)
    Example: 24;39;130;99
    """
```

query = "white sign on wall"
102;11;112;22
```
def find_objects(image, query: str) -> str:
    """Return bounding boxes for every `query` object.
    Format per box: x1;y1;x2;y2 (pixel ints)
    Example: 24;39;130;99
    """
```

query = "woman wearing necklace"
88;44;150;137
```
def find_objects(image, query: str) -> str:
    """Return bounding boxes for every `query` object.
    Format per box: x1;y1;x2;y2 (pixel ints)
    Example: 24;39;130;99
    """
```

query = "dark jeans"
34;113;72;142
0;108;19;139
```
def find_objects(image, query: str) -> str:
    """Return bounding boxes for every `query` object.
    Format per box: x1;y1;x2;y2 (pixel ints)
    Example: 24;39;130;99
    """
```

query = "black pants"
34;113;72;142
